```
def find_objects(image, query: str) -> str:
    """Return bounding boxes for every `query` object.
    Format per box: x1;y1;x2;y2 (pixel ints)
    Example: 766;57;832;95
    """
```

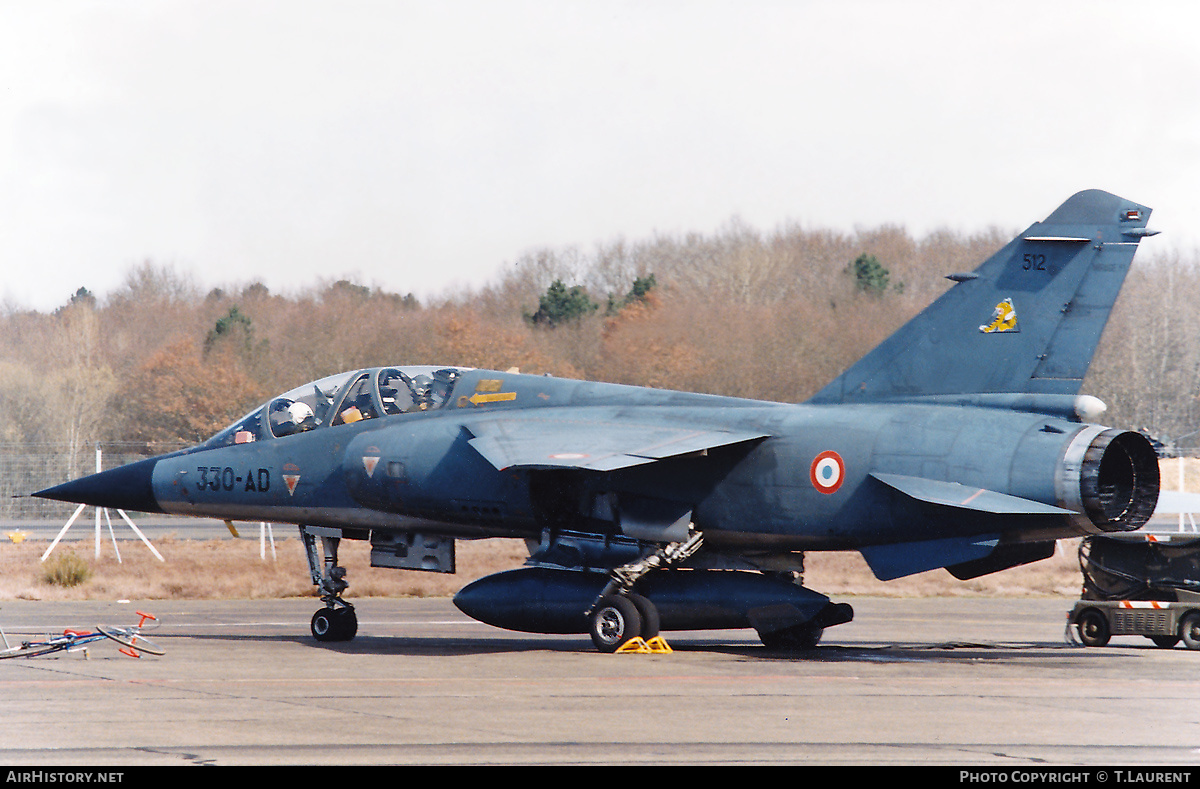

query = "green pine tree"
526;279;599;327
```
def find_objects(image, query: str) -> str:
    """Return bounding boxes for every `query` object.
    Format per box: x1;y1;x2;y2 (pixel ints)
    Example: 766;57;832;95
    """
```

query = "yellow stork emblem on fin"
980;298;1018;334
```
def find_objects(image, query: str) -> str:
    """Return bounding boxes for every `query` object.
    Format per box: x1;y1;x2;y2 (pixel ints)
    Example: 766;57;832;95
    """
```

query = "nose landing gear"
301;526;358;642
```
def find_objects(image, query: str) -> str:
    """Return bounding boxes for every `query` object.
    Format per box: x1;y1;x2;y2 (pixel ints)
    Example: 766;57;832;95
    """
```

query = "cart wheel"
1180;612;1200;650
1076;608;1110;647
1150;635;1180;649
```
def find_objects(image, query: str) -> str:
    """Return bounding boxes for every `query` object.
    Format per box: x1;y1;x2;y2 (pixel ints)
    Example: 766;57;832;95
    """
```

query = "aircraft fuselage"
127;368;1149;557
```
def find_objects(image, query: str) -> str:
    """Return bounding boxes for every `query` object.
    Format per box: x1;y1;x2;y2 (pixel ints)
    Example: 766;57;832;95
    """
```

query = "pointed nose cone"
34;457;163;513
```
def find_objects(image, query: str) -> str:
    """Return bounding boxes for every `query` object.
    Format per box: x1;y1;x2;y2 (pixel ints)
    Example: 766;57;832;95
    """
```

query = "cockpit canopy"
205;366;467;448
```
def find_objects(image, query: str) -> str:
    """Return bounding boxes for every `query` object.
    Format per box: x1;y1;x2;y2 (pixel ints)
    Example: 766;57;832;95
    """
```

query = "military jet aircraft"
36;189;1162;652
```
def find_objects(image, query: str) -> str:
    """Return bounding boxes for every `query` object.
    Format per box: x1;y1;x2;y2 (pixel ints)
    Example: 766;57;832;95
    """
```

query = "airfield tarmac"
0;596;1197;766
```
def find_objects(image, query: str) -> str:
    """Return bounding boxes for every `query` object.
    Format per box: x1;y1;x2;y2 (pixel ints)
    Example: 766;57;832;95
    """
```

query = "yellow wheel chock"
615;636;672;654
645;636;672;653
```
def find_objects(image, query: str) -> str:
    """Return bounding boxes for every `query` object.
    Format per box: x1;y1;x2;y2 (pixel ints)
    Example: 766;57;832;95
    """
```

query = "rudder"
808;189;1154;404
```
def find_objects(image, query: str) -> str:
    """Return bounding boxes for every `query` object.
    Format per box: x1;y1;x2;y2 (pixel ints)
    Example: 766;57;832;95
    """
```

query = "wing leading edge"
465;414;769;472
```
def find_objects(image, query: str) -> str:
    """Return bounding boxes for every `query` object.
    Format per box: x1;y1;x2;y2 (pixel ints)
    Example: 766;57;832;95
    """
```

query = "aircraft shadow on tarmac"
176;631;1097;663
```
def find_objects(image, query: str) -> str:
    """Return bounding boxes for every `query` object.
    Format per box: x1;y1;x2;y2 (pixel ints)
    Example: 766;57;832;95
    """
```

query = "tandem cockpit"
204;366;469;448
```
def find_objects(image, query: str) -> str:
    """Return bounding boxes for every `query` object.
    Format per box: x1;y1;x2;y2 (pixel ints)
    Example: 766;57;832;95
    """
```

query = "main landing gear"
301;526;358;642
585;531;704;653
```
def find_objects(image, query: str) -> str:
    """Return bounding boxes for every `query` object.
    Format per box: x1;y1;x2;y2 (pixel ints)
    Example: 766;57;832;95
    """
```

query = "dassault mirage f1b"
36;190;1161;652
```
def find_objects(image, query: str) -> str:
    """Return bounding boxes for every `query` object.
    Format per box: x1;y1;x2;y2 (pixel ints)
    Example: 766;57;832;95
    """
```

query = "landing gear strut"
585;531;703;652
301;526;358;642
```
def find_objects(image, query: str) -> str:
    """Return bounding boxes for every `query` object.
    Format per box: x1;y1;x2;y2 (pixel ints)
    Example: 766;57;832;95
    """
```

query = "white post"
117;510;165;561
1181;456;1187;534
260;522;277;561
104;507;122;564
94;448;102;559
41;503;86;562
42;445;166;563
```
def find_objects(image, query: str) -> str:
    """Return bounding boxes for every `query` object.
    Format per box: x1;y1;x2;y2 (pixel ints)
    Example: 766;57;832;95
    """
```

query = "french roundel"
810;450;845;494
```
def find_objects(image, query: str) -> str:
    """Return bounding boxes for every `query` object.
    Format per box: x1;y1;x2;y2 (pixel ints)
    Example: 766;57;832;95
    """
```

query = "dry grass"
0;537;530;602
0;534;1086;602
1160;457;1200;492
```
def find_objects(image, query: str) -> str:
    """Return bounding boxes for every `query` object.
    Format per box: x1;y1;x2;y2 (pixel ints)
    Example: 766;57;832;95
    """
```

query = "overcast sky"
2;1;1198;312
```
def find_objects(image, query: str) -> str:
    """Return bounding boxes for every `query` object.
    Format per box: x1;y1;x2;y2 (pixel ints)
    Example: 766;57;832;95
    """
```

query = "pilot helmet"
287;401;316;430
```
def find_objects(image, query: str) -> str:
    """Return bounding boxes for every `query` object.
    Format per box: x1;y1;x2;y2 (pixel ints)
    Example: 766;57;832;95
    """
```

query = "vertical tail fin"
808;190;1154;404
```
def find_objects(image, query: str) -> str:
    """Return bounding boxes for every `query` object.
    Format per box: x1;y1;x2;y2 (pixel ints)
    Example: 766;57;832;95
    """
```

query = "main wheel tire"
1180;612;1200;650
1076;608;1110;647
589;595;642;653
628;593;660;640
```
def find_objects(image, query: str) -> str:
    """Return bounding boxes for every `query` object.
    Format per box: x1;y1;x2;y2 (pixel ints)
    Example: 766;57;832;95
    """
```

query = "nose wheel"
311;605;358;642
301;526;358;642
